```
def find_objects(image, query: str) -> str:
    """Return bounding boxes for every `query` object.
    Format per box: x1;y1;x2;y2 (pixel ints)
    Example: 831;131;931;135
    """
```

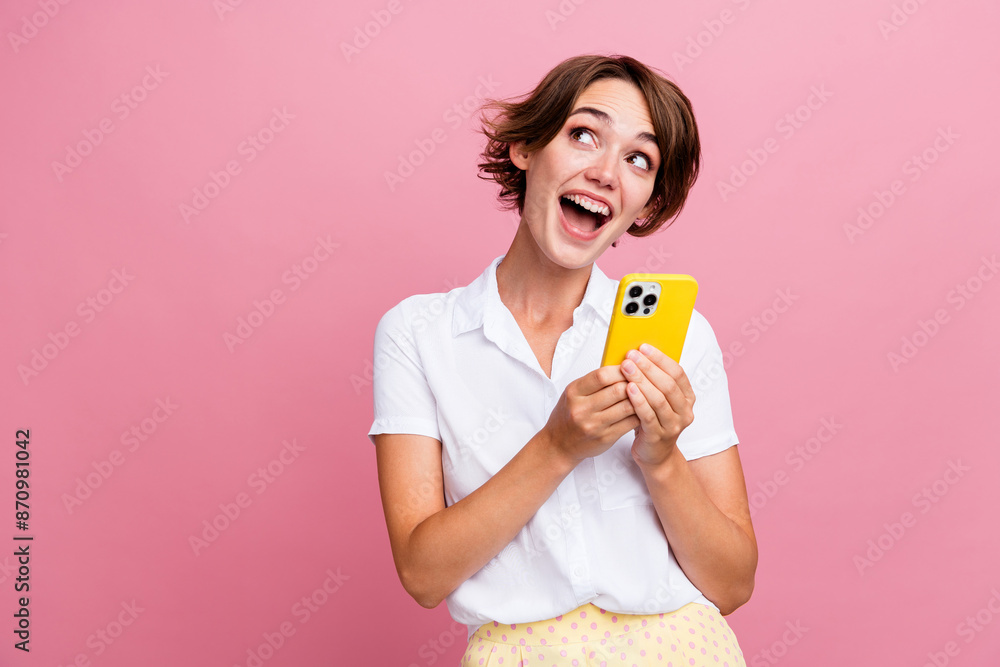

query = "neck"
495;220;594;329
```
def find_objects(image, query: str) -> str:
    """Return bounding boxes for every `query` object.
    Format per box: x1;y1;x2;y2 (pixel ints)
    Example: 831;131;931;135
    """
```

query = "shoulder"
374;286;464;342
686;307;722;350
678;307;726;369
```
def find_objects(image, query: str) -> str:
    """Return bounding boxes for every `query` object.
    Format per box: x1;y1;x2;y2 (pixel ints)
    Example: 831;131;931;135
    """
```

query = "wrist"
535;427;580;476
633;441;683;476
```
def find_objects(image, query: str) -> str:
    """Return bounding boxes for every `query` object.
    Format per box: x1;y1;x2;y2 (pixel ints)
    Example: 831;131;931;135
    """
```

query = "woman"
369;54;756;666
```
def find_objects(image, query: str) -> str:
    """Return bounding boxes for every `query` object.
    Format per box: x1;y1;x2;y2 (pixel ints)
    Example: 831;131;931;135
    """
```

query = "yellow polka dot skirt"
461;601;746;667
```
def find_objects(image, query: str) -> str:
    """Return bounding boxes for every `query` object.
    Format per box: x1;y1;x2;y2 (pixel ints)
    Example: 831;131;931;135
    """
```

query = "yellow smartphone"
600;273;699;366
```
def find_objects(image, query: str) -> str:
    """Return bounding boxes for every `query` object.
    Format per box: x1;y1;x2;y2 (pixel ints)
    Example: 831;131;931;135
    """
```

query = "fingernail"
621;359;636;374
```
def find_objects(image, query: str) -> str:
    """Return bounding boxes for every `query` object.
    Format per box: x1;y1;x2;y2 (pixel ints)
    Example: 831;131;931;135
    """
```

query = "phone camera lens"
625;301;639;314
628;285;643;299
643;294;657;306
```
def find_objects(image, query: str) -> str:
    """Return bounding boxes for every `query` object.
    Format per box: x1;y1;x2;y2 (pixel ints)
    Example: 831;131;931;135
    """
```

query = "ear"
509;142;531;171
637;196;658;223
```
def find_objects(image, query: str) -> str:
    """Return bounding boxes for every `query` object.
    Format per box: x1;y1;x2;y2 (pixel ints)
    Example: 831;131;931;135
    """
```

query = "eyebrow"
567;107;659;148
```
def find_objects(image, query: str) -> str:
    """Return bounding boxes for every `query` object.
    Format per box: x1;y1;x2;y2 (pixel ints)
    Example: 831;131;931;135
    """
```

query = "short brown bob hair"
477;54;700;237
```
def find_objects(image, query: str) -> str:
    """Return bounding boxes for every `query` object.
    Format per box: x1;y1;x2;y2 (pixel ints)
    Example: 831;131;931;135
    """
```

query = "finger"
577;364;628;396
624;380;662;433
625;349;686;414
637;343;696;403
590;379;634;415
620;357;672;429
606;411;641;441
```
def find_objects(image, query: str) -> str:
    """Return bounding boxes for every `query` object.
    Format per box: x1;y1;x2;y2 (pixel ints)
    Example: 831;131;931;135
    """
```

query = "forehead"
571;78;654;133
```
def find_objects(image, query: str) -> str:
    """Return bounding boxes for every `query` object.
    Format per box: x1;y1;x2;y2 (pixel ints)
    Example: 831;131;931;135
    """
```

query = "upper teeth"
563;193;610;217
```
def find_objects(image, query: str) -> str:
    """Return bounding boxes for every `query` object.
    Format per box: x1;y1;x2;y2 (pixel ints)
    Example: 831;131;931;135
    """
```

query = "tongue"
561;199;598;232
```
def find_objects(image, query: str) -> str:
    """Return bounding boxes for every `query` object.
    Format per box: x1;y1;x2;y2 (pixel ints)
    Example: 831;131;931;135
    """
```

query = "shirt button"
572;565;586;580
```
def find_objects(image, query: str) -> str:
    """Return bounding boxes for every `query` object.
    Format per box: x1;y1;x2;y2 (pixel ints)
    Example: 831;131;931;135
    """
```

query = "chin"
542;237;609;270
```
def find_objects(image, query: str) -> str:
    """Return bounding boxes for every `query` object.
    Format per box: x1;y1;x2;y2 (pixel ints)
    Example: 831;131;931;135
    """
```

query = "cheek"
630;180;657;214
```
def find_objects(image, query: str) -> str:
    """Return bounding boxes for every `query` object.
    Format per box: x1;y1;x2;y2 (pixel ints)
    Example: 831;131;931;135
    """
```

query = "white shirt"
368;255;740;639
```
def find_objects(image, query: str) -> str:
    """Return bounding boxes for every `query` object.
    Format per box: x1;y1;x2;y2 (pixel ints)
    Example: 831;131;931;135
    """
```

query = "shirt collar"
452;255;617;337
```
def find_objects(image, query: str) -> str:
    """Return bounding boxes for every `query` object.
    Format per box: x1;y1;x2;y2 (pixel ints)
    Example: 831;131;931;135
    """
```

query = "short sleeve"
367;304;441;445
673;310;739;460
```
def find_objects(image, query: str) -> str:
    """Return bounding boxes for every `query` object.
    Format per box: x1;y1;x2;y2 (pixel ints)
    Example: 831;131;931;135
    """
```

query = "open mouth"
560;194;611;233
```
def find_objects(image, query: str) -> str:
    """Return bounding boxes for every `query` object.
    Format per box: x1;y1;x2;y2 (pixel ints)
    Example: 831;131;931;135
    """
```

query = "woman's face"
512;77;661;270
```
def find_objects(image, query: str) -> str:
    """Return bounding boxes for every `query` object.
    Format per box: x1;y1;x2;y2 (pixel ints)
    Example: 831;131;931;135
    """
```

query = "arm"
636;445;757;615
374;366;640;609
375;430;574;609
620;344;757;615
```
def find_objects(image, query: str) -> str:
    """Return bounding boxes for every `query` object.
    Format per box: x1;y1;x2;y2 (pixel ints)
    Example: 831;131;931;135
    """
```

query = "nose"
585;149;619;189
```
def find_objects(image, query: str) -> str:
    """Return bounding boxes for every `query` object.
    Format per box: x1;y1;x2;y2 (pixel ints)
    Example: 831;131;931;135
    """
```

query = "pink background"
2;0;998;665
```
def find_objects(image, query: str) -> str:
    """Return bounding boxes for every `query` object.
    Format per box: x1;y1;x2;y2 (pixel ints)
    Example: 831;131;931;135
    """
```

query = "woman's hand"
619;343;696;466
543;365;640;465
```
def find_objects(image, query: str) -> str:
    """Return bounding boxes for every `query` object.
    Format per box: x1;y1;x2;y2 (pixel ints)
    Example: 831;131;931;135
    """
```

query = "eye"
569;127;596;147
627;153;653;171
